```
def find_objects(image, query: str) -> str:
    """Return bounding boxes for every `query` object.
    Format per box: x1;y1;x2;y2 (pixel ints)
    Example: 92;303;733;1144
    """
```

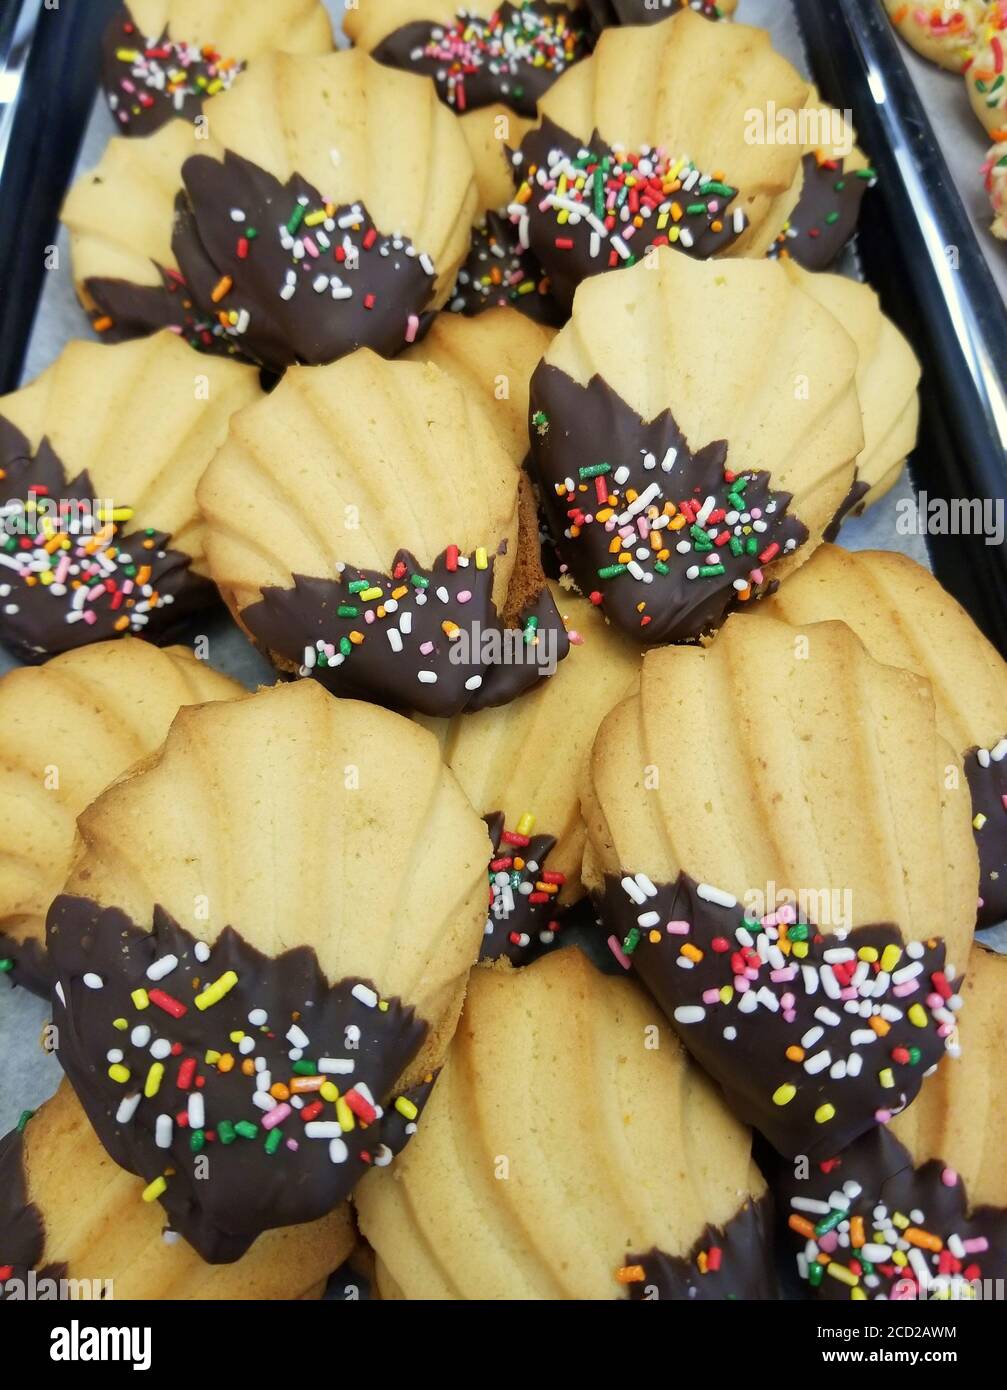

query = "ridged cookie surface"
0;333;260;660
199;348;570;717
0;640;241;996
355;947;773;1300
64;50;478;370
883;0;990;71
583;609;977;1158
528;248;863;645
0;1083;353;1300
46;681;490;1261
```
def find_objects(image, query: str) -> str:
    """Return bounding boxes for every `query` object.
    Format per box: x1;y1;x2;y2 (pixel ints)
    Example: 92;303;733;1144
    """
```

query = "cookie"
765;93;878;272
780;262;921;531
198;348;571;717
983;144;1007;238
418;583;640;963
528;248;863;646
0;1083;353;1300
101;0;333;137
883;0;991;71
63;50;478;371
967;15;1007;137
778;945;1007;1300
0;640;241;998
582;609;977;1159
584;0;736;34
345;1;593;119
0;333;260;661
402;308;556;463
354;947;775;1299
507;10;811;309
45;680;491;1262
765;545;1007;928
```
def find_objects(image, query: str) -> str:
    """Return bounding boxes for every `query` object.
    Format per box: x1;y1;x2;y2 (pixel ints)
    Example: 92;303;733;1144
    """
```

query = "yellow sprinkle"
205;1050;221;1065
378;1000;389;1012
851;1287;867;1300
141;1176;167;1204
359;586;383;602
773;1083;796;1106
395;1096;419;1121
112;1018;128;1031
908;1003;928;1028
973;812;987;830
195;970;239;1011
304;210;328;227
815;1103;836;1124
131;989;149;1011
893;1211;910;1230
879;1068;895;1088
792;941;809;959
391;585;408;600
95;507;134;523
475;547;488;570
857;946;879;963
827;1262;859;1288
108;1064;131;1084
719;985;734;1005
229;1031;245;1044
892;1250;908;1266
320;1082;339;1103
336;1097;355;1132
144;1062;165;1099
516;812;535;837
880;944;902;973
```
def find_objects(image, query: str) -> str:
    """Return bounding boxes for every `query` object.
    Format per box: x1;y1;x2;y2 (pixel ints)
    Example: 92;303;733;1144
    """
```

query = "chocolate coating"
371;4;591;118
480;812;565;964
823;477;871;542
777;1126;1007;1299
528;366;808;644
172;153;438;373
242;546;570;719
766;153;875;271
511;119;747;311
101;5;244;138
0;932;51;999
625;1196;777;1300
597;872;959;1159
84;264;240;358
0;1121;67;1299
965;741;1007;928
450;211;566;324
47;896;430;1263
584;0;727;33
0;420;211;662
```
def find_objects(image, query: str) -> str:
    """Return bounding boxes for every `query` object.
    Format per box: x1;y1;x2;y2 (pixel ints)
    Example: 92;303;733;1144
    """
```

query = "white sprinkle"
814;1007;841;1027
319;1057;355;1075
188;1095;205;1130
802;965;819;996
387;628;403;653
621;875;647;905
723;1026;737;1040
673;1005;705;1025
805;1050;832;1075
862;1244;892;1262
130;1026;151;1048
146;955;178;982
287;1024;310;1049
637;911;661;928
150;1039;172;1061
329;1138;349;1164
155;1115;173;1149
116;1094;141;1125
801;1026;824;1048
465;675;483;691
697;883;736;909
83;973;104;990
791;1197;832;1214
194;941;210;964
306;1122;343;1139
248;1009;268;1027
892;961;923;984
417;670;438;684
851;1029;877;1046
352;983;378;1009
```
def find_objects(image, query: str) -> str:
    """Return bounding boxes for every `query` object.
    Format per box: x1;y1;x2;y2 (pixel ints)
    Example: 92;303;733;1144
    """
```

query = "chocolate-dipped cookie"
506;10;810;310
766;546;1007;928
418;583;640;963
355;947;776;1299
777;945;1007;1300
0;641;241;997
764;92;878;272
582;609;977;1160
527;248;863;646
583;0;736;34
63;50;478;370
101;0;333;137
0;333;260;661
0;1083;353;1299
779;263;920;533
198;348;570;717
346;1;593;119
45;681;491;1262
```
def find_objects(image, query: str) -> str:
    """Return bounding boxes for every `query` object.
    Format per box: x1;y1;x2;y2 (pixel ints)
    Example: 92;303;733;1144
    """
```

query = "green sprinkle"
410;574;430;589
287;204;306;234
741;917;763;935
698;564;725;578
908;1046;922;1066
218;1120;237;1146
729;538;744;557
825;211;840;225
654;561;670;575
337;604;359;618
808;1261;824;1288
597;564;626;579
686;202;708;216
788;924;809;942
338;637;352;658
579;462;611;479
700;181;736;198
0;959;13;974
265;1128;283;1155
856;167;877;180
235;1120;259;1140
745;537;759;555
190;1130;205;1154
347;579;368;594
16;1109;35;1133
814;1208;845;1237
292;1059;318;1076
622;927;641;955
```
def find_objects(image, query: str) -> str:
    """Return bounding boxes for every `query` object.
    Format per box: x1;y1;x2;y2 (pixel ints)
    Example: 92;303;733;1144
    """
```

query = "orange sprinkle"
850;1215;865;1248
788;1214;815;1239
905;1227;942;1253
217;1054;235;1073
785;1045;805;1063
868;1015;890;1038
210;275;233;303
615;1264;646;1285
680;942;703;963
93;316;114;333
290;1076;325;1094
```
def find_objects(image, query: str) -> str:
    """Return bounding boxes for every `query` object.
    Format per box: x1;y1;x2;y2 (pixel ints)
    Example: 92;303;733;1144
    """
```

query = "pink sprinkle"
286;1138;298;1152
405;313;420;343
941;1167;958;1187
875;1108;892;1124
567;629;584;645
749;567;764;585
457;589;472;603
761;911;779;929
734;976;750;994
926;992;943;1009
364;609;376;624
893;981;919;998
777;904;796;924
780;992;795;1010
784;1010;796;1023
607;934;631;970
82;610;97;626
818;1232;839;1254
963;1237;989;1254
420;640;434;655
666;920;690;935
262;1103;291;1131
702;988;720;1005
937;1022;954;1038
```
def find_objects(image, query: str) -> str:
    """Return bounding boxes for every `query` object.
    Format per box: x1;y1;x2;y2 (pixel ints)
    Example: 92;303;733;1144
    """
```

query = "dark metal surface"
0;0;119;392
794;0;1007;654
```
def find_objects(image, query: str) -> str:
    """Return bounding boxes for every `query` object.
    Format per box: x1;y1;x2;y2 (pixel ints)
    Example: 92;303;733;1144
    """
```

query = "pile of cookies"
1;1;1004;1303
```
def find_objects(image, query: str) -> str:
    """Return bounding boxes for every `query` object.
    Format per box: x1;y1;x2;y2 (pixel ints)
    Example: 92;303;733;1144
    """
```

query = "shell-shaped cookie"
418;583;641;960
346;1;593;119
582;609;977;1157
782;262;920;515
459;105;539;211
46;681;490;1260
967;18;1007;137
401;309;556;463
2;1082;353;1300
355;947;772;1300
883;0;990;71
198;349;568;717
0;640;242;996
528;248;863;645
64;50;478;369
777;946;1007;1300
102;0;334;137
766;545;1007;927
0;333;261;661
520;9;809;283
